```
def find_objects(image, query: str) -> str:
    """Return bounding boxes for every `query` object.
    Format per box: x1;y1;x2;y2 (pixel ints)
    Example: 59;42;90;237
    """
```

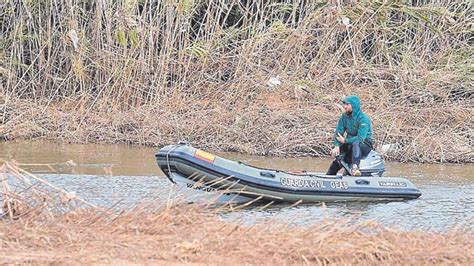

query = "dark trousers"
326;140;372;175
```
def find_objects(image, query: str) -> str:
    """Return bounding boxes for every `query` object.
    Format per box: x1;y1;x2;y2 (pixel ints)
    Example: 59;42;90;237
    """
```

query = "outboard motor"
340;150;385;177
359;150;385;176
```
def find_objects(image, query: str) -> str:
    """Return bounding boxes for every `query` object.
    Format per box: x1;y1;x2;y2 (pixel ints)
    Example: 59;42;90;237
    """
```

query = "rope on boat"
165;146;178;184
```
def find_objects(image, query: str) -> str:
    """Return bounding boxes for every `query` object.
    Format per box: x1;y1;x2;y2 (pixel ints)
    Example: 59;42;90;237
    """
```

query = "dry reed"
1;0;473;162
2;206;473;265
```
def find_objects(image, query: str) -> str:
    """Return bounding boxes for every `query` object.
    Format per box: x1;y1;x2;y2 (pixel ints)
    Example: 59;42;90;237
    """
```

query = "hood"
343;95;361;117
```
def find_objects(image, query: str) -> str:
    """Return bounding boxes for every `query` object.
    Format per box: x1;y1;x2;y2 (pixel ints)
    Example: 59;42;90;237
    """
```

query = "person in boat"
326;95;373;176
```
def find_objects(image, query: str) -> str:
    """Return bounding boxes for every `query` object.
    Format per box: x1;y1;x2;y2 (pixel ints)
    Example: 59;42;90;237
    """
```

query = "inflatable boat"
155;143;421;203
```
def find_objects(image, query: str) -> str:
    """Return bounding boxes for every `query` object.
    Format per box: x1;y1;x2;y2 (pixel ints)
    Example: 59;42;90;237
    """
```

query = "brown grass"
1;161;473;264
1;0;473;162
2;206;473;265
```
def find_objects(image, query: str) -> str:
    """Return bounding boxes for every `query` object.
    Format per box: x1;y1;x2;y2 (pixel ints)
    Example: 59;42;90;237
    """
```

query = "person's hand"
336;133;345;144
331;146;340;157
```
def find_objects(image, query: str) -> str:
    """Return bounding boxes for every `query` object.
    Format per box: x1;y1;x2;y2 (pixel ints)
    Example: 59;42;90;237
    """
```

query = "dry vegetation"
2;206;473;265
1;161;473;264
1;0;473;162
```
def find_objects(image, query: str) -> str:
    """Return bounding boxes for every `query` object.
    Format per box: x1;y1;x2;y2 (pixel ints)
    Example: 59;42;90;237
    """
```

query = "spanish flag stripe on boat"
194;149;216;164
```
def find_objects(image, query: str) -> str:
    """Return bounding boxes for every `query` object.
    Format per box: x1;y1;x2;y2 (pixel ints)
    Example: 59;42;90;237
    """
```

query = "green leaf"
115;30;128;47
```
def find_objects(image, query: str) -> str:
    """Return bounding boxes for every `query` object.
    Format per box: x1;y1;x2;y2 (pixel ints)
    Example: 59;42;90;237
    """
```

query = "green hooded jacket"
333;95;372;147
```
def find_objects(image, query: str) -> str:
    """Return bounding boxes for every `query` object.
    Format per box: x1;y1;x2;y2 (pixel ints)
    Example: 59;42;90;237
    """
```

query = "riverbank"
1;88;472;163
2;1;472;162
1;205;472;265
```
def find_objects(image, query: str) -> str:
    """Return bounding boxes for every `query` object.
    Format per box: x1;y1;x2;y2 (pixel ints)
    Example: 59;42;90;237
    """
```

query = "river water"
1;140;473;231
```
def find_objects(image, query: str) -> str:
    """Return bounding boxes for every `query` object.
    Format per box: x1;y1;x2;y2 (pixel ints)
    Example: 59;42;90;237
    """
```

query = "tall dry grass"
1;0;473;162
1;161;473;264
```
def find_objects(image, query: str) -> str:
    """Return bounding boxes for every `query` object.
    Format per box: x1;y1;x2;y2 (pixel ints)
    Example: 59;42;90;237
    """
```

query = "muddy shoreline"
1;95;472;163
